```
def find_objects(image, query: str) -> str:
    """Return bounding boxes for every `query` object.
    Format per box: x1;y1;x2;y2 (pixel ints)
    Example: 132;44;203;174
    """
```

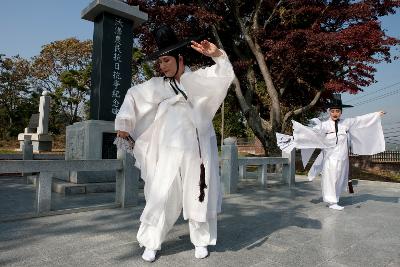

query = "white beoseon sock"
195;246;208;259
329;204;344;211
142;248;157;262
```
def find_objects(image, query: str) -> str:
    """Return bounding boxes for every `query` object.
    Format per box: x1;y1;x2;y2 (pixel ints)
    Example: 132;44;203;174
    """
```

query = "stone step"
52;178;116;195
51;178;145;195
26;175;145;195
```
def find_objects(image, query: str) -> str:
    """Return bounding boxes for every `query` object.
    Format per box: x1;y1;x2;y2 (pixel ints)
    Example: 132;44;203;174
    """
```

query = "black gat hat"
326;93;353;110
145;25;204;61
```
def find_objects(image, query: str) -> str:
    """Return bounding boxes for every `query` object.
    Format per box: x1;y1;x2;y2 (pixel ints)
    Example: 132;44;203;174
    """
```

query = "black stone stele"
102;132;118;159
90;12;133;121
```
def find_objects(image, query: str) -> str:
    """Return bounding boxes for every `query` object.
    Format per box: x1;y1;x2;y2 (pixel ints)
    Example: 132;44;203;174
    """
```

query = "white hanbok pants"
137;153;217;251
321;157;349;204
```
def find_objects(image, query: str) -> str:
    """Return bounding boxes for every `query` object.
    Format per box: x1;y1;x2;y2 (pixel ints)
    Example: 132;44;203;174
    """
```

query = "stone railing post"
239;165;245;180
282;148;296;187
116;149;139;207
260;164;267;187
35;172;52;214
22;139;33;177
221;137;238;194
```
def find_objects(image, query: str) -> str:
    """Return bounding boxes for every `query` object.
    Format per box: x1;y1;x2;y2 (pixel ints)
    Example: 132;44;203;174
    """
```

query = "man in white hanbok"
277;94;385;211
114;25;234;262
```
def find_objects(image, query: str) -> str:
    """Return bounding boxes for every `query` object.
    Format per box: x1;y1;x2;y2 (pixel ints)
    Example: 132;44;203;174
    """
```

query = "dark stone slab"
28;113;39;128
102;132;117;159
89;12;134;121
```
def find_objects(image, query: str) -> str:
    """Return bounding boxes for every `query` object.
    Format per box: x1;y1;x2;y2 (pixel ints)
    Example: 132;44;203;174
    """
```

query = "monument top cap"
42;90;49;96
81;0;147;27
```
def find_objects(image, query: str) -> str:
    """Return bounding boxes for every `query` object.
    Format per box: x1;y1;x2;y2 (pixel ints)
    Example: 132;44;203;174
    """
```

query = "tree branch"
252;0;264;30
281;90;322;132
263;0;283;30
208;23;251;114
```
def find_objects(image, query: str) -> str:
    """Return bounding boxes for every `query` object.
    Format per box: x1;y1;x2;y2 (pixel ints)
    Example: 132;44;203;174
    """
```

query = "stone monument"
64;0;147;186
18;90;53;152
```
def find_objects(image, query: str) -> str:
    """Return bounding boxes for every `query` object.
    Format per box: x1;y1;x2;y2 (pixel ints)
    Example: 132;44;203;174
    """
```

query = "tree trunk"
210;25;272;155
232;2;281;129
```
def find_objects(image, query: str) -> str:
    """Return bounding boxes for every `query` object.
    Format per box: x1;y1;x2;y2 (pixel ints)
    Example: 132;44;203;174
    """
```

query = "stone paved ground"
0;176;116;216
0;175;399;267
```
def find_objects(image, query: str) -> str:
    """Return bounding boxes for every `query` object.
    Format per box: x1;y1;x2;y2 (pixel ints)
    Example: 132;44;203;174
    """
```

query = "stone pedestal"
18;133;53;152
66;120;117;183
31;134;53;152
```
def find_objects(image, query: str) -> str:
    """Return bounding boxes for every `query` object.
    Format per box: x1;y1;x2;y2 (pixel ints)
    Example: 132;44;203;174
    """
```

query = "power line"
385;137;400;140
384;131;400;135
386;141;400;146
386;140;400;143
353;88;400;106
347;81;400;103
385;136;397;140
383;126;400;131
385;134;400;137
384;135;400;139
385;121;400;126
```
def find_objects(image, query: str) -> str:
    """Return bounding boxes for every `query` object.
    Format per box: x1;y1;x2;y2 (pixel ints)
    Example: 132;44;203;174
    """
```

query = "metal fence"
371;151;400;163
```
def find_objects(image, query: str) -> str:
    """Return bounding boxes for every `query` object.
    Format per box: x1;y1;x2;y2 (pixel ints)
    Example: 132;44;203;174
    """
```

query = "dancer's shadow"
160;184;322;256
309;192;399;207
310;197;323;204
340;193;399;206
160;207;322;256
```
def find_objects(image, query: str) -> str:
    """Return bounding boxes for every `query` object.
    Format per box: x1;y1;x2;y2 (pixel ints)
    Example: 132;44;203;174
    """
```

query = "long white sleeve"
115;90;136;134
181;50;235;123
346;112;382;130
345;112;385;155
292;120;332;149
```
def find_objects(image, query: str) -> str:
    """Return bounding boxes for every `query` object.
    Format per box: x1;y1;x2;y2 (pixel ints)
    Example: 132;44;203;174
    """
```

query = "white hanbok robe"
291;112;385;204
114;51;234;226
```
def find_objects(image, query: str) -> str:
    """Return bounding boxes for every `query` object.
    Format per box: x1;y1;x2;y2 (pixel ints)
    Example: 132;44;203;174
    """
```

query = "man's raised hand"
191;40;222;58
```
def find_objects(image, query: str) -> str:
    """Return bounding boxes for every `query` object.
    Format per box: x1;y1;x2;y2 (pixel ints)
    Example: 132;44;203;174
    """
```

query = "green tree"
0;55;36;138
31;38;92;131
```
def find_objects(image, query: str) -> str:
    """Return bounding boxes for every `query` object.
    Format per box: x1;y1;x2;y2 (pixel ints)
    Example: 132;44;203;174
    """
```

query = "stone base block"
69;170;116;183
19;133;53;152
32;141;52;152
65;120;117;184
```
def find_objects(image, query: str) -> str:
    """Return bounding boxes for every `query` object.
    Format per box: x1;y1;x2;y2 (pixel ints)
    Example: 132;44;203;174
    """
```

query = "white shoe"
329;204;344;211
142;248;156;262
195;246;208;259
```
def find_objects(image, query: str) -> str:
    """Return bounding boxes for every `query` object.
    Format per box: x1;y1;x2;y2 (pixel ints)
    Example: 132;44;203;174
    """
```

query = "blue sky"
1;1;399;147
0;0;93;58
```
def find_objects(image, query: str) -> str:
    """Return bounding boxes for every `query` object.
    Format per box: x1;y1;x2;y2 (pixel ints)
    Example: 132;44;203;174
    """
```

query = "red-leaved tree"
127;0;400;154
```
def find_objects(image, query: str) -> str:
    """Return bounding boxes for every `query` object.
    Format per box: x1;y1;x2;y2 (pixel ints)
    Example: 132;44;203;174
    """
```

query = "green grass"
0;149;19;154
